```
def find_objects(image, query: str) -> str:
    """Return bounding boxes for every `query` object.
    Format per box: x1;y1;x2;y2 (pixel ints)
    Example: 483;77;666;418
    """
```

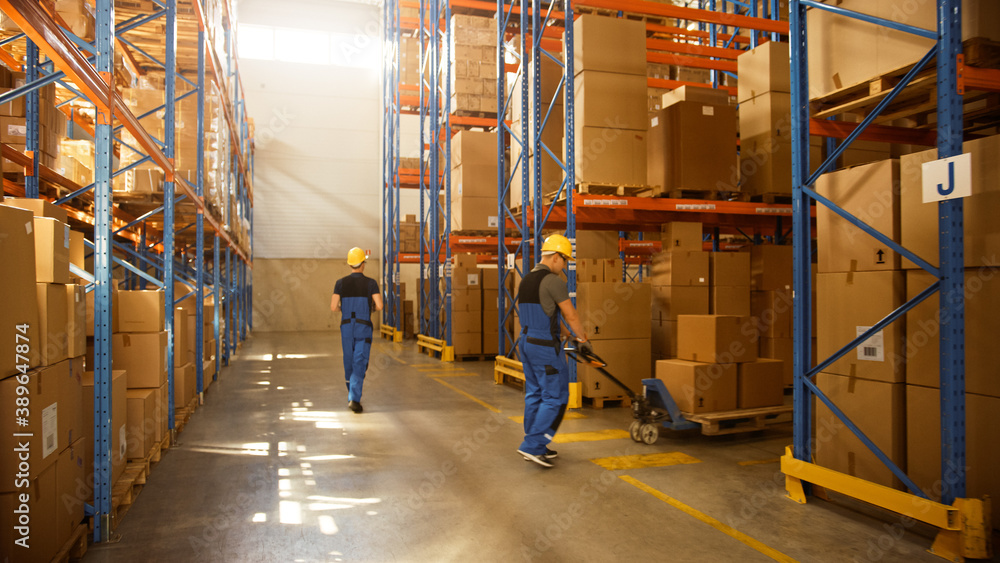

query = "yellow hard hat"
541;234;573;260
347;247;367;267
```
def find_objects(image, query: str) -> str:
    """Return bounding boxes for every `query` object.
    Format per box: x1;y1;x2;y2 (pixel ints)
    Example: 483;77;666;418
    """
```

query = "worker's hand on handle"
577;338;593;356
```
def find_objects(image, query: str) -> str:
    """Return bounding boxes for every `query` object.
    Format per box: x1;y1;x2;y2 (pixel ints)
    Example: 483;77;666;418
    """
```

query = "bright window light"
331;31;380;70
238;24;275;60
276;28;331;65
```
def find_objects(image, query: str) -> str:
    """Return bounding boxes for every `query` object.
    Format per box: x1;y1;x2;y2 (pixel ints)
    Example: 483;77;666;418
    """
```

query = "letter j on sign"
922;153;972;203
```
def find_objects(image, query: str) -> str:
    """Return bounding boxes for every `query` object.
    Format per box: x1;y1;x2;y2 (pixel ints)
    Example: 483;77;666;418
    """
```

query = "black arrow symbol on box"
876;250;886;264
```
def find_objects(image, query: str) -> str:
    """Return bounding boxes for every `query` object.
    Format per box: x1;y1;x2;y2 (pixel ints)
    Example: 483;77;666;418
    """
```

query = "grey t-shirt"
532;264;570;317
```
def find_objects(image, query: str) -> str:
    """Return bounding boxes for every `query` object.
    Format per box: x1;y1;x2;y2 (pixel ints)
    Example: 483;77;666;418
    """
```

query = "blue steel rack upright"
782;1;992;559
381;0;403;342
0;0;253;544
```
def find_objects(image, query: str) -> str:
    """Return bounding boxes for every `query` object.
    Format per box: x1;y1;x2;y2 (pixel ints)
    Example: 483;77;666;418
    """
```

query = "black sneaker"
348;401;363;413
523;448;558;461
517;449;553;468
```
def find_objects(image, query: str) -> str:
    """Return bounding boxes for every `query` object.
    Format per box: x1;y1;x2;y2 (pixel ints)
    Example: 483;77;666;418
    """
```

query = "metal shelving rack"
381;0;403;342
782;1;994;559
0;0;253;543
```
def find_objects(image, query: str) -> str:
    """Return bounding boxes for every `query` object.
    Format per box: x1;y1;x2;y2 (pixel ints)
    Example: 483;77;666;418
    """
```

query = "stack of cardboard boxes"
0;68;66;174
749;245;799;386
572;15;648;186
736;41;792;197
400;35;420;86
650;222;710;363
446;254;513;356
450;130;499;231
509;54;564;210
450;15;499;115
400;214;420;253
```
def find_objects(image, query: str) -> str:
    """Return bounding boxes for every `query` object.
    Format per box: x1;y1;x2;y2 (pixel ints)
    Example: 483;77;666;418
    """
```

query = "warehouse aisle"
82;332;953;563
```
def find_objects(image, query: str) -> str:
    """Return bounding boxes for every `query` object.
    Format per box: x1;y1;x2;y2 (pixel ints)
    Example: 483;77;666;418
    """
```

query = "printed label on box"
856;326;884;362
64;225;70;248
42;403;58;458
651;116;658;128
488;216;498;228
702;106;714;116
467;274;479;286
119;424;127;461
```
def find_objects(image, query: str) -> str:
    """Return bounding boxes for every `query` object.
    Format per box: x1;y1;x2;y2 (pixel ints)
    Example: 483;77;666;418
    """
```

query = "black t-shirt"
335;273;380;305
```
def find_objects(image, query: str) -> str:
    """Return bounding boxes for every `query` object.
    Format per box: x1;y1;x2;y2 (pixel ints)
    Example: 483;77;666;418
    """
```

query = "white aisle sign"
922;153;972;203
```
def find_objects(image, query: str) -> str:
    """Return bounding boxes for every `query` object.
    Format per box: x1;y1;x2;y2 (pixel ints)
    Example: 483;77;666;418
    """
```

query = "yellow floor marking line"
738;458;780;466
423;371;474;377
590;452;701;471
508;412;587;424
620;476;799;563
433;378;501;413
550;429;630;443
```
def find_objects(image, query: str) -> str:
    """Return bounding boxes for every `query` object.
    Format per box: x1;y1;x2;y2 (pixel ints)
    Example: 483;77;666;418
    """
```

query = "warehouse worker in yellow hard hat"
331;247;383;413
516;233;590;468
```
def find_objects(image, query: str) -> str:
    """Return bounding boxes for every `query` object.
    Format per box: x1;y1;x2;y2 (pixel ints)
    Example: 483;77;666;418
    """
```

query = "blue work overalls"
339;273;374;403
517;267;569;456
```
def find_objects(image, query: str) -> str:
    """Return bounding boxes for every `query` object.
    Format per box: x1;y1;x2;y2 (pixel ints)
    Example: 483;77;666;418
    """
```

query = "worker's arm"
372;292;384;312
556;299;587;342
330;293;341;312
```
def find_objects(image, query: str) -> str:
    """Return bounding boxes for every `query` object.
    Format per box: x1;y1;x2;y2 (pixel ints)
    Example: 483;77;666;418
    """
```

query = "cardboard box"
572;14;647;76
112;331;168;389
750;245;792;291
660;85;731;109
56;436;86;548
656;359;738;413
33;217;71;284
451;309;483;334
900;134;1000;268
66;285;86;358
451;331;480;356
574;71;648;132
451;162;499;199
82;369;128;490
737;358;784;408
576;127;647;185
451;267;481;290
175;362;196;407
4;196;69;223
0;205;41;377
711;286;751;317
904;269;1000;397
760;336;794;387
450;288;482;312
651;286;710;322
451;195;499;231
118;290;165;332
739;93;791;195
816;159;900;273
576;282;651;340
575;258;605;283
126;388;157;459
814;372;906;489
710;252;750;286
450;130;497;169
37;283;69;366
602;258;623;283
660;222;703;252
85;283;120;335
578;338;651;398
817;271;905;383
650;251;709;286
647;100;738;192
906;386;1000;527
0;115;26;143
155;381;167;443
677;315;758;364
0;86;26;117
737;41;790;103
651;318;678;358
0;462;58;563
751;289;793;339
575;230;619;259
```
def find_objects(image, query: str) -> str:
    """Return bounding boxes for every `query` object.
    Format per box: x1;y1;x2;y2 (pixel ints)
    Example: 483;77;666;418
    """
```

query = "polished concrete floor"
81;332;991;563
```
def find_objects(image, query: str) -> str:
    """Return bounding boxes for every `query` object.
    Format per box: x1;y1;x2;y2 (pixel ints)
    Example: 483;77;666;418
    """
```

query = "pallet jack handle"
563;342;639;401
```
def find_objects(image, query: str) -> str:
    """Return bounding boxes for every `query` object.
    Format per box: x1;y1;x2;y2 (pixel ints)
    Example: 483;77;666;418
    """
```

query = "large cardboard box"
650;251;709;286
85;283;120;336
817;271;905;383
126;388;157;459
578;338;650;398
450;288;482;312
450;130;497;169
650;318;678;359
112;331;168;389
82;370;128;490
0;462;58;563
710;252;750;286
656;359;738;413
760;336;794;386
816;159;900;273
0;363;65;489
118;290;165;332
739;92;791;195
750;245;792;291
574;71;647;131
451;196;498;231
0;205;41;377
737;40;790;103
66;284;86;358
660;85;730;109
451;331;480;356
175;362;197;407
647;100;738;192
4;197;69;223
575;258;605;283
33;217;71;284
737;358;784;408
906;386;1000;527
576;282;651;340
174;306;189;367
576;126;647;185
451;310;483;334
651;286;710;322
751;289;793;339
56;436;86;548
37;283;69;366
677;315;758;364
814;372;906;489
660;222;703;252
900;134;1000;268
575;230;619;259
711;286;751;317
904;269;1000;397
572;15;647;76
452;162;499;199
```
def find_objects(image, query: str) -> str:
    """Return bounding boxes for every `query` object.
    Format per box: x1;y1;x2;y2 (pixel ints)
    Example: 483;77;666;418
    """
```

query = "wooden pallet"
50;522;88;563
454;353;494;362
658;188;747;201
583;395;632;409
174;395;199;434
452;229;500;237
749;192;792;205
577;182;657;197
683;405;793;436
110;460;149;530
452;109;499;120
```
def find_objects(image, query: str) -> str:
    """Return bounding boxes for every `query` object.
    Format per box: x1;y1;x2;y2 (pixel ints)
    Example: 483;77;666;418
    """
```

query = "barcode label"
856;326;885;362
42;403;58;458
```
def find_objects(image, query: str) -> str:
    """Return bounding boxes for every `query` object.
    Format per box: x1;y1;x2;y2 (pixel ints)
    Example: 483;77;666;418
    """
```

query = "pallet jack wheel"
629;420;642;442
640;423;659;445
